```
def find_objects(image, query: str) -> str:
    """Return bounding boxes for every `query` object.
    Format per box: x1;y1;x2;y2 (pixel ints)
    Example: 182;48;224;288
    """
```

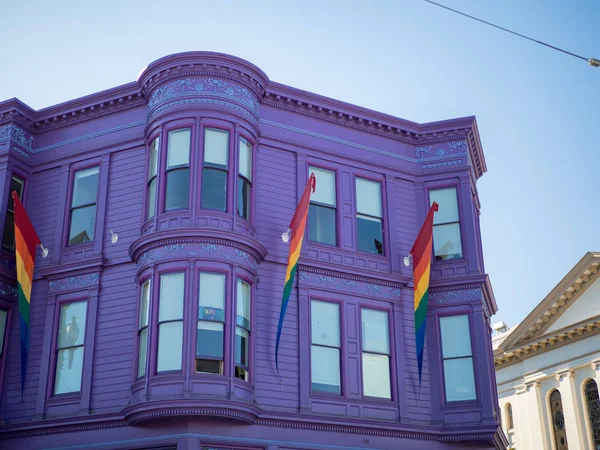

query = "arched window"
550;389;569;450
585;379;600;447
505;402;514;430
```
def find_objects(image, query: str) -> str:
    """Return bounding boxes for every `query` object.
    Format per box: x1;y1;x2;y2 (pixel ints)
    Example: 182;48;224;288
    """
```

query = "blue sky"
1;0;598;327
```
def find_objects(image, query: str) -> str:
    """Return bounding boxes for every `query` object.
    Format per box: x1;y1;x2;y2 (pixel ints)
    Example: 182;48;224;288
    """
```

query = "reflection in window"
2;175;24;252
237;137;252;220
550;389;569;450
147;137;159;219
308;167;336;246
235;279;250;381
585;379;600;448
429;187;463;260
197;272;226;375
68;168;99;246
165;129;191;210
137;280;150;379
157;273;184;372
356;178;383;254
361;308;391;398
0;309;7;356
202;129;229;211
440;315;476;402
311;300;340;394
54;301;87;395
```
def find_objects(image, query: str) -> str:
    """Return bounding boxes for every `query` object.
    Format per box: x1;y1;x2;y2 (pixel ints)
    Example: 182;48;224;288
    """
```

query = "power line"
422;0;599;68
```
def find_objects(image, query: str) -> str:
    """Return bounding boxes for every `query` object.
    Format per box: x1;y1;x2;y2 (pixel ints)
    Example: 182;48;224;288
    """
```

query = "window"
439;315;476;402
202;129;229;211
506;402;514;430
361;308;391;399
550;389;569;450
196;272;226;374
308;167;336;246
235;279;250;381
0;308;7;356
157;273;184;372
311;300;341;394
585;379;600;448
54;301;87;395
356;178;383;255
2;175;24;252
429;188;463;260
147;137;159;219
137;280;150;379
238;137;252;220
68;167;99;246
165;129;191;210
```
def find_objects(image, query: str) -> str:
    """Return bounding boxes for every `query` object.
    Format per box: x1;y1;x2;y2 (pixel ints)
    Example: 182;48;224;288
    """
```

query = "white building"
494;252;600;450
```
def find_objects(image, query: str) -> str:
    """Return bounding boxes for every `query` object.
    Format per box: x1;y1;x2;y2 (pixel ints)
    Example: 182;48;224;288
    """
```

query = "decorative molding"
429;288;483;304
48;273;100;292
415;141;467;159
125;405;259;426
555;369;575;382
299;271;401;299
0;280;18;299
148;97;257;124
422;159;462;169
0;124;33;150
10;145;29;158
591;360;600;371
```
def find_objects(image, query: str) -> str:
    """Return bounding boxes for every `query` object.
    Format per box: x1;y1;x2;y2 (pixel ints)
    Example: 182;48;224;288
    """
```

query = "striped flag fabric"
12;191;41;392
275;172;316;374
411;201;438;382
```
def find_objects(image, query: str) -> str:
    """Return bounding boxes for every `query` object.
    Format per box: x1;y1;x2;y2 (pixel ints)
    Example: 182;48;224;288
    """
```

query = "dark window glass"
164;129;190;212
165;168;190;210
356;177;383;255
0;308;7;356
147;137;159;219
69;205;97;245
235;279;250;381
585;379;600;448
201;167;227;211
237;177;250;220
197;323;224;358
196;359;222;374
68;168;99;246
238;137;252;220
550;389;569;450
197;273;225;375
3;175;25;252
357;216;383;254
309;203;336;246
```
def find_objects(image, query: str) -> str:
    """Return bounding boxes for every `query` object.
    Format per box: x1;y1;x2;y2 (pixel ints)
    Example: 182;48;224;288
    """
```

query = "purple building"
0;52;506;450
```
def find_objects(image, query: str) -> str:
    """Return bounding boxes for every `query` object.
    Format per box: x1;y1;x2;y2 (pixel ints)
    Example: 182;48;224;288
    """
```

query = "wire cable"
422;0;599;67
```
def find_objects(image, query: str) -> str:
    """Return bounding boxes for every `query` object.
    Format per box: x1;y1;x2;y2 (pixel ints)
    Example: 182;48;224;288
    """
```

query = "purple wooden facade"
0;52;506;450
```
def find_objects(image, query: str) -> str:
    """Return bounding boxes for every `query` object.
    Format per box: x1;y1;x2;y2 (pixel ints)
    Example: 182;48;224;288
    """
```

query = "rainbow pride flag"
410;201;438;382
275;173;316;374
13;191;41;392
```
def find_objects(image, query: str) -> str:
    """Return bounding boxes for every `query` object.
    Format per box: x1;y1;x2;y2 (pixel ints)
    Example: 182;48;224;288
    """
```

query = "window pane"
311;345;340;393
433;223;463;260
239;138;252;180
311;300;340;347
237;177;250;220
0;309;7;353
443;357;476;401
58;301;87;349
159;273;184;322
69;205;96;245
167;129;190;168
309;167;336;206
147;178;156;219
204;129;229;167
201;168;227;211
357;215;383;254
2;211;15;251
235;327;249;366
362;353;391;399
54;347;84;394
137;327;148;378
157;321;183;372
430;187;459;224
7;176;24;212
196;359;223;374
356;178;382;217
199;273;226;321
197;321;224;358
308;204;336;245
236;279;250;329
165;168;190;210
148;137;159;178
440;315;472;358
139;280;150;329
71;167;99;207
361;309;389;354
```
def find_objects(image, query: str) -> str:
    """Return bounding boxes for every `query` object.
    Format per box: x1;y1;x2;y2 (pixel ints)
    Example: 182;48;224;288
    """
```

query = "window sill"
47;393;81;405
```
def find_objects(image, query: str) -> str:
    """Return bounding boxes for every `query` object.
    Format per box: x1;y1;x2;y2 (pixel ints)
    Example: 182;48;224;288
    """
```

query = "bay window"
196;272;226;374
361;308;391;399
54;301;87;395
147;137;159;219
439;314;476;402
2;175;24;252
202;128;229;211
356;177;383;255
68;167;99;246
235;279;250;381
310;300;341;394
165;129;191;211
429;187;463;260
157;272;184;372
308;167;336;246
137;280;150;379
238;137;252;220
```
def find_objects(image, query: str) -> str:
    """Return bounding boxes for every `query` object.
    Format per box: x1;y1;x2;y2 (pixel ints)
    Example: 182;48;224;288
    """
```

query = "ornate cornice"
298;264;406;289
298;270;402;300
48;273;100;293
123;402;260;426
0;123;33;150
